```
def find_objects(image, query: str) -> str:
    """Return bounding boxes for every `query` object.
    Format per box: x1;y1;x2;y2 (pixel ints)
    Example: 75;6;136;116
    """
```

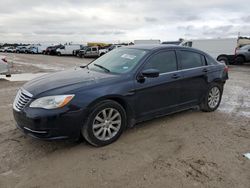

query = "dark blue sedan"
13;45;228;146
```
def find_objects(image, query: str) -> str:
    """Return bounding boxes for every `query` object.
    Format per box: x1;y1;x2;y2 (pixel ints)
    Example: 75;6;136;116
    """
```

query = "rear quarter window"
206;56;217;65
178;50;205;69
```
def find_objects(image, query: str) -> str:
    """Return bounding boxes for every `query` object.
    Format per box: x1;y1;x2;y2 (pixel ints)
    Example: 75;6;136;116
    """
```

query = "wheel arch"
209;78;225;85
217;54;228;60
235;54;246;61
86;95;135;128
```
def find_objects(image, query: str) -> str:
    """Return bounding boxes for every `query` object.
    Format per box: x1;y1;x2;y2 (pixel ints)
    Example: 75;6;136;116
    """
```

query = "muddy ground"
0;53;249;188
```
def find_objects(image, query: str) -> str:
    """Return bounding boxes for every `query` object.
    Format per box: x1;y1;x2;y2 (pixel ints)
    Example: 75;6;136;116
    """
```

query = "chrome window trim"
159;65;212;76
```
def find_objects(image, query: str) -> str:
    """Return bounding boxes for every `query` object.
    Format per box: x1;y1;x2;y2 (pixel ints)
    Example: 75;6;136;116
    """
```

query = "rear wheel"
82;100;127;147
235;56;245;65
200;83;223;112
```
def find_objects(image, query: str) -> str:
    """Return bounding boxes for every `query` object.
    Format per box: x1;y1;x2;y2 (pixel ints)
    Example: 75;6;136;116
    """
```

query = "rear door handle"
172;74;180;79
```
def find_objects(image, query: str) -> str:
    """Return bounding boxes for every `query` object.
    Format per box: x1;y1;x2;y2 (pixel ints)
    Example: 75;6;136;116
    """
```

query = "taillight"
1;57;7;63
224;65;229;73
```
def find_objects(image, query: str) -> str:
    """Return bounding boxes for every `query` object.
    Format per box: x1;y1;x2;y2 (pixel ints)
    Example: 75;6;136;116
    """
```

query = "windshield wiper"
93;63;110;72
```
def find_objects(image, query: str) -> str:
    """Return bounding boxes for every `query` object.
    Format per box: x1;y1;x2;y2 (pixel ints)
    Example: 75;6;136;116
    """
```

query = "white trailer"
134;39;161;45
180;38;238;64
56;44;82;55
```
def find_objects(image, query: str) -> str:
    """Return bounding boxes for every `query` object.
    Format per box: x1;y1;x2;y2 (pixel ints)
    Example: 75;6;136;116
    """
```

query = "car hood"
23;68;118;96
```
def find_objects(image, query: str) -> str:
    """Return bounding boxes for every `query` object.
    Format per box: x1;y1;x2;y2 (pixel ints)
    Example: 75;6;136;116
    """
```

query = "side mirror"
141;69;160;78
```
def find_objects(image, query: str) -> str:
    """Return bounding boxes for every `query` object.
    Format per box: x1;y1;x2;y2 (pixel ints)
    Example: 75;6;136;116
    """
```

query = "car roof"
126;44;186;50
125;44;209;56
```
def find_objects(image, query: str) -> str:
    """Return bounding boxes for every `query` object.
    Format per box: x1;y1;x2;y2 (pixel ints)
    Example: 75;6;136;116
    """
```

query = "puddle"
0;73;47;82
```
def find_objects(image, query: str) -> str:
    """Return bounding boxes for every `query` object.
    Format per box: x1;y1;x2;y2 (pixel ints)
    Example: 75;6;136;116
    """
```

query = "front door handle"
172;74;180;79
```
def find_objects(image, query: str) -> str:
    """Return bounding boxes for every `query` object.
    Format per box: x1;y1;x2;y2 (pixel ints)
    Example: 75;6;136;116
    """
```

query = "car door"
176;50;208;107
84;47;92;57
134;50;182;120
92;47;98;57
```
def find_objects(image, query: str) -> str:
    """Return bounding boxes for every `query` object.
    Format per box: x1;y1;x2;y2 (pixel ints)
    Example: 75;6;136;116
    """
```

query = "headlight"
29;95;75;109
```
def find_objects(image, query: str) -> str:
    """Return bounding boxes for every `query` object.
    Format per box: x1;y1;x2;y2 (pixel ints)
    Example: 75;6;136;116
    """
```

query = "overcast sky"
0;0;249;44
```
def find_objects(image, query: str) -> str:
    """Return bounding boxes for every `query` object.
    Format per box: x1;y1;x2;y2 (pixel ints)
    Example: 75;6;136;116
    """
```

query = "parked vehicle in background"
235;44;250;64
0;56;11;77
180;38;239;65
87;42;111;48
27;46;38;54
83;46;108;58
108;44;125;51
56;44;83;56
78;46;88;58
73;46;87;56
6;46;16;53
238;37;250;48
26;45;49;54
0;47;10;52
162;41;182;45
16;46;28;53
134;39;161;45
12;45;228;146
44;45;63;55
37;45;49;54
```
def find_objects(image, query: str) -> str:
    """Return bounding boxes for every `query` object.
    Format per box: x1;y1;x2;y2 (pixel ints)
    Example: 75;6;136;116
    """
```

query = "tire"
57;52;61;56
235;56;245;65
217;56;229;65
82;100;127;147
200;83;223;112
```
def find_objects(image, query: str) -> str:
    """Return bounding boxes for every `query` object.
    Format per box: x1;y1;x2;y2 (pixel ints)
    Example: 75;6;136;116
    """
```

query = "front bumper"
13;107;86;141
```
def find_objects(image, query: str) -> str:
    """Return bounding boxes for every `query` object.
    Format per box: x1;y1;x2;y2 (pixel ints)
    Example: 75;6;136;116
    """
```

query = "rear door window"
178;51;205;69
143;51;177;74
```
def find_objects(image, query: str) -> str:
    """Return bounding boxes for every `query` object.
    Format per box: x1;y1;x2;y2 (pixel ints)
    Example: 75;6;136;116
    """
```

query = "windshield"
88;48;147;74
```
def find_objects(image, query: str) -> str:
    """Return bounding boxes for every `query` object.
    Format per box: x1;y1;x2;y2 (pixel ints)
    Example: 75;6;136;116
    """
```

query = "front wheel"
82;100;127;147
200;83;223;112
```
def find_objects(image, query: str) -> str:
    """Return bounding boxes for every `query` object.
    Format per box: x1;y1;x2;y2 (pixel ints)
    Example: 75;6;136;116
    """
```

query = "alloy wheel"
92;108;121;141
208;87;220;109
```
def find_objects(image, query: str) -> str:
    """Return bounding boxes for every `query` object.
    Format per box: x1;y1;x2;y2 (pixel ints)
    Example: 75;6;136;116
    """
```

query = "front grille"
13;89;33;111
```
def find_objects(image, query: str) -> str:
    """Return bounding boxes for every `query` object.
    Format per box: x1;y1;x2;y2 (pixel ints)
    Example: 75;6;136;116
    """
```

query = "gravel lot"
0;53;249;188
